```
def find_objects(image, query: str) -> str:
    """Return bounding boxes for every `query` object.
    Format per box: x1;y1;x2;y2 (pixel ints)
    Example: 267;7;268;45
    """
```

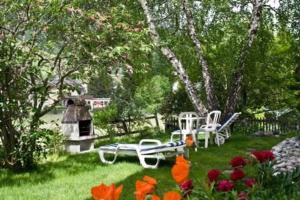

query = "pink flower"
179;179;193;191
244;178;256;188
230;156;246;168
238;191;248;200
230;169;245;181
207;169;221;182
217;180;234;192
251;150;275;163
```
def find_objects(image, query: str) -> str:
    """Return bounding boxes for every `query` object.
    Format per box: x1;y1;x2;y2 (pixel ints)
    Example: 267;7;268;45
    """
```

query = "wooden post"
155;113;160;131
122;120;128;134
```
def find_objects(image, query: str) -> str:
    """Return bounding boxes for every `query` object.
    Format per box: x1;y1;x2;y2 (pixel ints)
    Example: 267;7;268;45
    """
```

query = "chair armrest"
200;125;207;129
171;131;181;135
139;139;162;146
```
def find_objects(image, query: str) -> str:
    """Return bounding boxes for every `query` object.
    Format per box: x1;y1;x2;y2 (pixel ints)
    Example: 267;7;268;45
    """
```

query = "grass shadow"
0;152;102;187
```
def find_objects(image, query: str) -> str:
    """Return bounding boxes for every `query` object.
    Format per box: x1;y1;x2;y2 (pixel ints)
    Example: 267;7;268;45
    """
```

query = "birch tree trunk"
182;0;219;110
223;0;264;117
138;0;207;115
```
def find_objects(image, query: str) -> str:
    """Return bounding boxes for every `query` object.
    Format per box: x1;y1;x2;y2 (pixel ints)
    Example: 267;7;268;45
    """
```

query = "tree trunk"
182;0;219;110
223;0;263;117
138;0;207;115
0;115;20;169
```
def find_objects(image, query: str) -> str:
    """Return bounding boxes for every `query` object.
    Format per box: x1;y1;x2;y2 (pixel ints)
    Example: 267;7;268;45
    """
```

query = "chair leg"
99;150;118;164
215;132;220;146
184;148;190;159
204;132;209;148
138;154;160;169
192;133;198;151
226;129;230;139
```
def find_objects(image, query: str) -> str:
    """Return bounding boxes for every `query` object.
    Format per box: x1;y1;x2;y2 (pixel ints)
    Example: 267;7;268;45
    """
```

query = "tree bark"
223;0;264;117
138;0;207;115
182;0;219;110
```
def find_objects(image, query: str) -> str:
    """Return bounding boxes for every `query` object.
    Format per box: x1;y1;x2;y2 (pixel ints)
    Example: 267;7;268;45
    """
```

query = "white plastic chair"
171;112;200;149
215;112;241;143
198;110;221;148
98;139;186;169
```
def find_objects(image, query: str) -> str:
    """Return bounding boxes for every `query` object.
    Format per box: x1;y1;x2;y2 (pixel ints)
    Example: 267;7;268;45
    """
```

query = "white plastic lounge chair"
198;110;221;148
98;139;186;169
171;112;201;149
214;112;241;144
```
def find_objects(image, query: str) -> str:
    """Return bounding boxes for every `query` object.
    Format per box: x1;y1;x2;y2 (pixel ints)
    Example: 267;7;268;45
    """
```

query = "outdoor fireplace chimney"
61;98;97;153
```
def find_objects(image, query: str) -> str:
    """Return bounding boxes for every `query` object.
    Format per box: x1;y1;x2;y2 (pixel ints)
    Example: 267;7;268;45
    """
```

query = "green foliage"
160;82;196;115
93;104;118;128
93;104;118;140
87;73;113;98
45;130;64;155
13;129;63;169
0;0;150;169
134;75;171;114
251;167;300;199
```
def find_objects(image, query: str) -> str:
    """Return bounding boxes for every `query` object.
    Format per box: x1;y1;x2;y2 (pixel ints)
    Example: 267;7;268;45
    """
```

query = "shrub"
12;129;63;169
93;104;118;140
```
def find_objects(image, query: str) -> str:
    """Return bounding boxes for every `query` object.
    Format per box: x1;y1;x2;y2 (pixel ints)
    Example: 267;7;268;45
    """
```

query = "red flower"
230;169;245;181
179;179;193;192
264;151;275;160
251;150;275;163
238;191;248;200
207;169;221;182
217;180;234;192
244;178;256;188
230;156;246;168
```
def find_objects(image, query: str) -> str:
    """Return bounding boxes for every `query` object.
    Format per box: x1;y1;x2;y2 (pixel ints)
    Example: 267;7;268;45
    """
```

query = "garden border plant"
89;148;300;200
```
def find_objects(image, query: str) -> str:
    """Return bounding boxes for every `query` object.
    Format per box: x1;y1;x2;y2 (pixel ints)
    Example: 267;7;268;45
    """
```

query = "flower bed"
90;149;300;199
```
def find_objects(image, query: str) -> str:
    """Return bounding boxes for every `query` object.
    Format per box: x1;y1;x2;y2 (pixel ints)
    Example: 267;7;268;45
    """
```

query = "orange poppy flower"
135;179;156;200
171;163;190;184
113;184;123;200
143;176;157;186
91;183;123;200
175;155;190;166
134;190;146;200
136;180;155;194
185;136;194;147
163;191;181;200
151;194;161;200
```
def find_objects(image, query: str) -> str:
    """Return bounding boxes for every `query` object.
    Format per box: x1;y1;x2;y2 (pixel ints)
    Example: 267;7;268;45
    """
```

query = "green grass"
0;132;298;200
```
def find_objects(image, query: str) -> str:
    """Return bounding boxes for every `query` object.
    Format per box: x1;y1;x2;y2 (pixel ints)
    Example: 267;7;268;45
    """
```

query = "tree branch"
182;0;219;110
223;0;264;116
138;0;207;115
38;67;79;117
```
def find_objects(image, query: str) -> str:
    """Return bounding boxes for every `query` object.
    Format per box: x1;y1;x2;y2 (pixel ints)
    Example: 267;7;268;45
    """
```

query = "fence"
96;115;160;139
234;118;300;134
164;115;179;132
164;115;300;135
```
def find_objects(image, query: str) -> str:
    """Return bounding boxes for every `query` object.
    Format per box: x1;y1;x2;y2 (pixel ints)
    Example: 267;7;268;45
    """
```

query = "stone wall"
272;136;300;174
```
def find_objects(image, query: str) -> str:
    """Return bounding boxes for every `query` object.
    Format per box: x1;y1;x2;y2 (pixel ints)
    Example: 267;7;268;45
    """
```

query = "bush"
12;129;64;169
93;104;118;140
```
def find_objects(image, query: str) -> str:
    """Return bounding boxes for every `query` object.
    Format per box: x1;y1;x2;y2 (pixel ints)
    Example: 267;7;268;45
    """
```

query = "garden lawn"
0;133;296;200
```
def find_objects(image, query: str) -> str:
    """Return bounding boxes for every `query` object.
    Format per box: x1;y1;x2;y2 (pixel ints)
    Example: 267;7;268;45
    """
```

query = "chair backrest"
217;112;241;132
206;110;221;125
178;112;199;132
